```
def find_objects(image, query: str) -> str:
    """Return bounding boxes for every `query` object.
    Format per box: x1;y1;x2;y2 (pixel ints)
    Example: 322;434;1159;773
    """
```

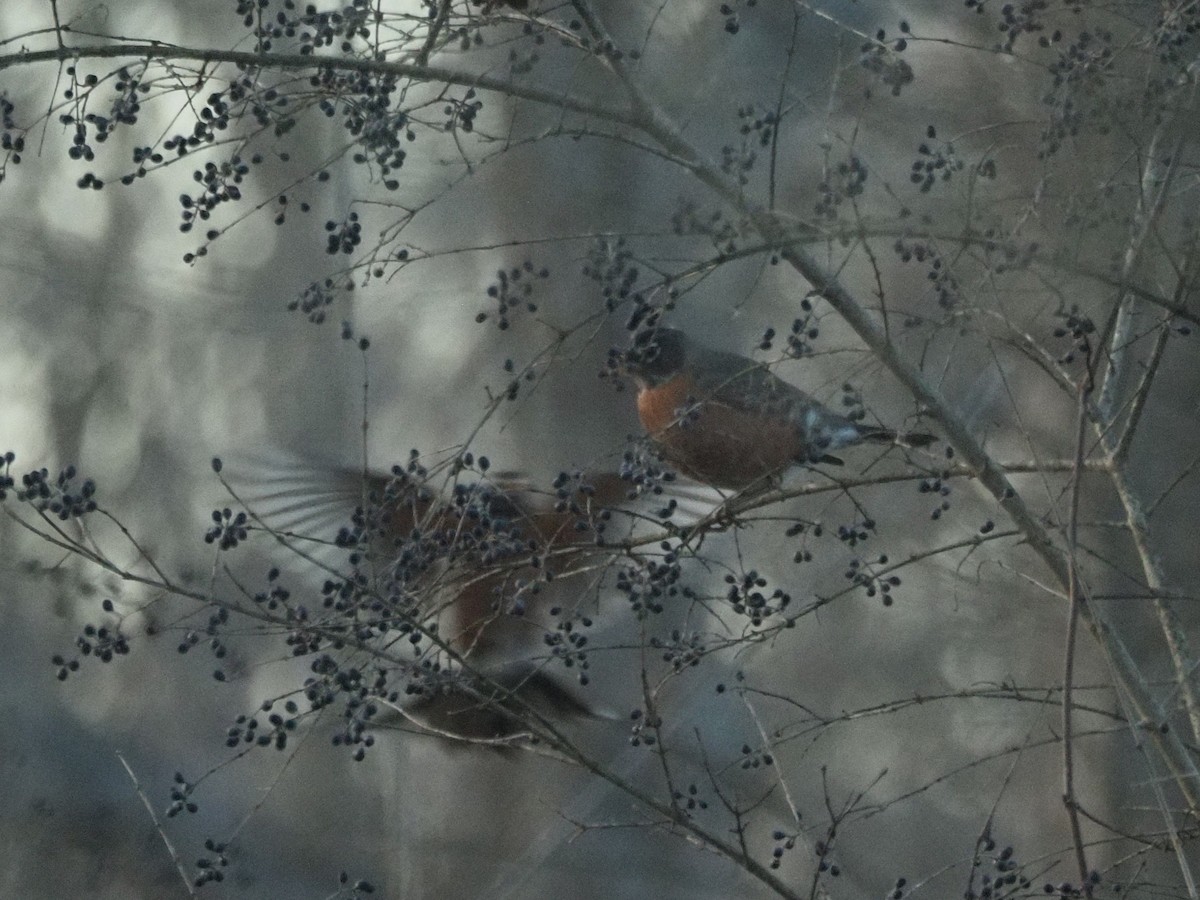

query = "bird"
621;326;935;490
239;461;630;652
232;459;630;744
340;466;630;656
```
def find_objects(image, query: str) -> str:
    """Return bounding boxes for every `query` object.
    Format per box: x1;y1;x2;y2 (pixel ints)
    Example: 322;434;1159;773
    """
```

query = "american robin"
621;327;935;490
239;461;628;743
346;466;628;655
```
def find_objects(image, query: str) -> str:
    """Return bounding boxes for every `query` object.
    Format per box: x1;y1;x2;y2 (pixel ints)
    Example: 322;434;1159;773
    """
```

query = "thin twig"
768;11;800;212
49;0;65;49
1148;447;1200;517
1110;313;1171;465
1095;120;1186;422
415;0;452;67
1062;369;1093;895
739;693;803;829
1095;243;1200;746
116;751;197;898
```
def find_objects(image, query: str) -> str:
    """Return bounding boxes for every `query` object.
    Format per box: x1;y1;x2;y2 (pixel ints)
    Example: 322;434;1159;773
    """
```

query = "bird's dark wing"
688;345;844;427
687;345;873;461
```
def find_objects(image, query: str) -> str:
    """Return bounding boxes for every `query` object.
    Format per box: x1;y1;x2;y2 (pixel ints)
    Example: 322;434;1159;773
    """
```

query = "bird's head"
621;326;689;388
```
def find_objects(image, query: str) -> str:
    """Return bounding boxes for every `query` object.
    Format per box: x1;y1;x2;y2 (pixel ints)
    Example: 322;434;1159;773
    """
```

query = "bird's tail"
858;427;936;448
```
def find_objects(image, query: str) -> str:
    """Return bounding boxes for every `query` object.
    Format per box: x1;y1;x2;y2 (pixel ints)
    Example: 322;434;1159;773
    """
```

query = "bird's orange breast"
636;374;804;489
636;373;696;435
